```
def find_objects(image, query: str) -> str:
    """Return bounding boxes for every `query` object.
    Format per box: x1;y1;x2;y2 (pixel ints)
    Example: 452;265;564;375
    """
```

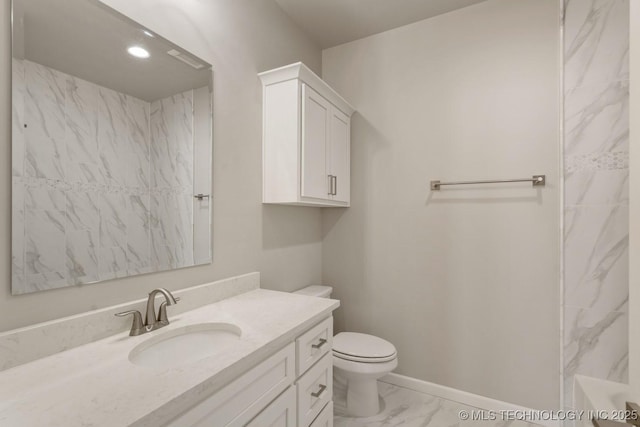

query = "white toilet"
293;285;398;417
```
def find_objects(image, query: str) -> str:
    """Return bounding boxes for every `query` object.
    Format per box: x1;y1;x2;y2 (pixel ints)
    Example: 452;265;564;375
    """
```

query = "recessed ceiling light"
127;46;150;59
143;30;154;38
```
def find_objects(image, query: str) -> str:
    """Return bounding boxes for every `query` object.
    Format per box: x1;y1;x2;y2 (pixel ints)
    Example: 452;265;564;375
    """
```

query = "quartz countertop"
0;289;339;427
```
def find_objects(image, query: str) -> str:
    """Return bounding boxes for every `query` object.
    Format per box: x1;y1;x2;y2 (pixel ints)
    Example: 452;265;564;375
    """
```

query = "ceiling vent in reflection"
167;49;205;69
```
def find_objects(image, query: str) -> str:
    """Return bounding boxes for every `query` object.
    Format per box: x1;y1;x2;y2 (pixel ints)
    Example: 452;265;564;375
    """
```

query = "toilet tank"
293;285;333;298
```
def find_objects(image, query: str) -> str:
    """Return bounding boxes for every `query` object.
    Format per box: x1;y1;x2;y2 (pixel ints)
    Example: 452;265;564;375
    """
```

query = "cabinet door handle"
311;338;327;349
333;176;338;196
329;175;336;196
311;384;327;398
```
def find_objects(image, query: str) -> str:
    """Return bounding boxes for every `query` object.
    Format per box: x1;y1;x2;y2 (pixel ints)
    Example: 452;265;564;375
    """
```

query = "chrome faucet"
115;288;180;336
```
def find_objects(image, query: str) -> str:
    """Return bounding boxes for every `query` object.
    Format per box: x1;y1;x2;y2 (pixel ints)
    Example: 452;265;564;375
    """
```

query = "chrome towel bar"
430;175;545;191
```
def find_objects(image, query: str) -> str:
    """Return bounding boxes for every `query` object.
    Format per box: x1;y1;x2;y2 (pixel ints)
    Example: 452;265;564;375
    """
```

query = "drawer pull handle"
311;338;327;349
311;384;327;398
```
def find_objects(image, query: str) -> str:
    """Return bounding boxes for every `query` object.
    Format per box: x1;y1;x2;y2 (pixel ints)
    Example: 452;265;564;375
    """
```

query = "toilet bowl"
293;286;398;417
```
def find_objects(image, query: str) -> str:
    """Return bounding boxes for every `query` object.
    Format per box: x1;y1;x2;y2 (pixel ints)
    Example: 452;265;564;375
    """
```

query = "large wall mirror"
11;0;213;295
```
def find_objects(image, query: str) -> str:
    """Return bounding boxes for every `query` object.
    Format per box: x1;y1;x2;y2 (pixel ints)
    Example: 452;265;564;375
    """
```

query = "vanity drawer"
246;386;296;427
296;352;332;427
296;316;332;376
310;401;333;427
165;343;295;427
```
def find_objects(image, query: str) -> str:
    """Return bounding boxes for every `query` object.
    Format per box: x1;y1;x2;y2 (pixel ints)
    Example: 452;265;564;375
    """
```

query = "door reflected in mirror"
11;0;213;295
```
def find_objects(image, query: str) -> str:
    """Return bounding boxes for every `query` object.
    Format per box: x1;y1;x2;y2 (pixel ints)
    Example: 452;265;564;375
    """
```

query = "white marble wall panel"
124;96;151;190
12;60;201;294
97;191;129;282
564;0;629;93
98;88;130;187
24;61;66;181
563;0;629;408
150;90;195;272
66;76;100;185
25;184;66;212
564;205;629;314
174;92;195;189
65;190;100;231
564;169;628;206
24;206;66;289
564;81;628;157
67;229;99;284
150;99;172;189
98;192;127;250
126;194;151;275
99;246;128;281
176;196;194;267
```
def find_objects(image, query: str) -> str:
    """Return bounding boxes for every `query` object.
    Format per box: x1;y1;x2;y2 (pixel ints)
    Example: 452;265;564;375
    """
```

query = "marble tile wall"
150;91;195;271
562;0;630;411
12;59;196;294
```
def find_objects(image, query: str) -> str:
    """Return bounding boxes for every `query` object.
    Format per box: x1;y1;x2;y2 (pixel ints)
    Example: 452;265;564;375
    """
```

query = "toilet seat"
333;352;398;376
333;350;397;363
333;332;397;363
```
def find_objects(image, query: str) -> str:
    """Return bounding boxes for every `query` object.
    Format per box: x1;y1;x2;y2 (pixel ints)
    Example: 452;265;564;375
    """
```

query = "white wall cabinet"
260;62;354;207
164;316;334;427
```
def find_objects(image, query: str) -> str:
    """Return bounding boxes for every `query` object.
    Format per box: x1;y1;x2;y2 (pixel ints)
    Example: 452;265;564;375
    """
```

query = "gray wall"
0;0;323;331
321;0;560;410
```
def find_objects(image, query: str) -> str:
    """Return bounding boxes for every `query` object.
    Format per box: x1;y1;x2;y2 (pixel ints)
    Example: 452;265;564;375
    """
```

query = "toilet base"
333;357;397;418
346;377;380;417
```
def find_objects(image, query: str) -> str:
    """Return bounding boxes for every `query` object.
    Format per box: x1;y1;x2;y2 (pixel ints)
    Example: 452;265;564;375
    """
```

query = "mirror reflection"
11;0;213;295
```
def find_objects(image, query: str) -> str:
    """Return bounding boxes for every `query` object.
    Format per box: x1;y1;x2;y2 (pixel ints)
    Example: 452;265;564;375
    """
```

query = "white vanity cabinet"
259;62;354;207
165;316;334;427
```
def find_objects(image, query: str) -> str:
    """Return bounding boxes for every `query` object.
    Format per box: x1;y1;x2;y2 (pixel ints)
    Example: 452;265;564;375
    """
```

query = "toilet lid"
333;332;396;360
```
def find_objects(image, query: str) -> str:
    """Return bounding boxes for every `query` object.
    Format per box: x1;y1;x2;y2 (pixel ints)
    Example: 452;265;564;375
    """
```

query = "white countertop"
0;289;339;427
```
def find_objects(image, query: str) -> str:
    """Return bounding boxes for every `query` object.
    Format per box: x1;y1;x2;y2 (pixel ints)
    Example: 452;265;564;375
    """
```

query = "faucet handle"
157;297;180;325
115;310;144;336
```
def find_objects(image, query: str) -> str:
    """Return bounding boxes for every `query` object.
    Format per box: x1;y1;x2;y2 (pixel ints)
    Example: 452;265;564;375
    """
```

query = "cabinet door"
301;84;331;200
164;344;295;427
297;353;333;427
329;107;350;203
310;401;333;427
296;317;332;376
247;386;296;427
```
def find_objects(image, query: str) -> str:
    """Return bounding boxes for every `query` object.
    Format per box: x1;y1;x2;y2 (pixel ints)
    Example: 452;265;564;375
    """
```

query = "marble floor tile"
334;382;542;427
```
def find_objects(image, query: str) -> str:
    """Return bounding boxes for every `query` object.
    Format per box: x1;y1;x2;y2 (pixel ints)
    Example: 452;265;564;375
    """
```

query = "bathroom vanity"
0;274;339;427
166;317;334;427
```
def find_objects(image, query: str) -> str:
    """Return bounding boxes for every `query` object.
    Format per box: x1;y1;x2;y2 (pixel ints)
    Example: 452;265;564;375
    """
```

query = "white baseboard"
380;373;560;427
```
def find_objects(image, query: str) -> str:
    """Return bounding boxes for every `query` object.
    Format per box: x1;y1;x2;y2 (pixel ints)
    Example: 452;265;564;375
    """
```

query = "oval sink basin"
129;322;242;368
